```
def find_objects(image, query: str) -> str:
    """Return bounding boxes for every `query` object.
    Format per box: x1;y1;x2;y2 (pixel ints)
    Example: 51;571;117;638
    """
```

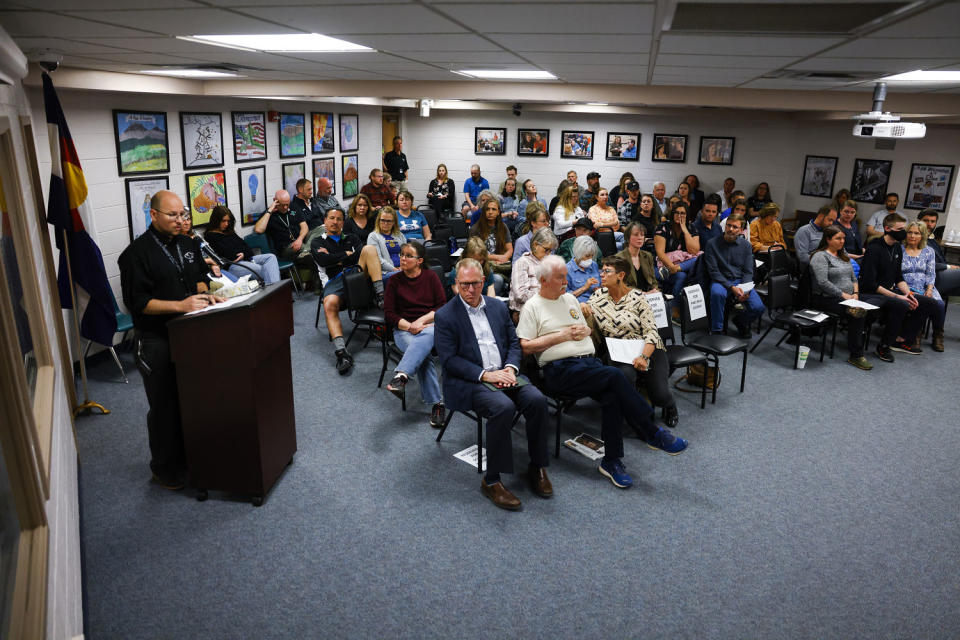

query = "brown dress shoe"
932;329;945;352
527;466;553;498
481;480;521;511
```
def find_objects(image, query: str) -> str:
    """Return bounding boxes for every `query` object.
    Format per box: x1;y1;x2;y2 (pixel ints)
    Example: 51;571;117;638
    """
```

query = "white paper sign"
451;247;464;257
605;337;646;364
755;259;763;268
840;299;880;310
684;284;707;320
645;292;669;328
453;444;486;471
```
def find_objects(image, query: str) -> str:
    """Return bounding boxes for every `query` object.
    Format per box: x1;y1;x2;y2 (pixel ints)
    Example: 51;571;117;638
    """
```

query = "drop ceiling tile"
384;69;471;80
524;52;649;65
346;34;502;51
402;50;526;63
739;78;860;90
432;3;653;33
10;0;198;7
787;57;957;74
14;36;139;55
62;8;298;35
491;34;651;52
870;3;960;39
656;53;797;70
237;4;466;35
827;37;960;59
73;36;223;54
660;34;840;56
64;52;210;65
0;10;153;37
208;0;412;4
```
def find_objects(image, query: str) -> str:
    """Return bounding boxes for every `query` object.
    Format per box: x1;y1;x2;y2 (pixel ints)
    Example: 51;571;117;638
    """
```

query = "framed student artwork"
698;136;735;165
231;111;267;163
184;170;226;227
475;127;506;155
313;157;336;196
561;130;594;159
904;163;955;211
279;112;306;158
339;114;359;152
800;155;838;197
606;132;639;161
342;154;359;199
125;176;169;242
179;111;223;170
311;112;335;154
282;161;306;198
113;109;169;175
517;129;549;156
652;133;687;162
237;165;266;226
850;158;893;205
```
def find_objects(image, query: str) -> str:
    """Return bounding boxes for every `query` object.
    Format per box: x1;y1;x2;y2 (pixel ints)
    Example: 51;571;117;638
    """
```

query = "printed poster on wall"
232;111;267;163
905;163;955;212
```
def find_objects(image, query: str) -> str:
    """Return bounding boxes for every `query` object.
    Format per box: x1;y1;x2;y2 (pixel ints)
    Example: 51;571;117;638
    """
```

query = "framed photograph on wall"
606;132;639;161
232;111;267;163
237;165;266;226
125;176;169;242
313;157;336;195
339;114;359;152
905;163;955;211
342;154;359;199
800;155;838;197
561;130;594;159
184;170;226;227
698;136;735;165
475;127;506;155
279;112;306;158
113;109;169;175
282;161;306;198
850;158;893;205
652;133;687;162
311;112;335;154
179;111;223;170
518;129;549;156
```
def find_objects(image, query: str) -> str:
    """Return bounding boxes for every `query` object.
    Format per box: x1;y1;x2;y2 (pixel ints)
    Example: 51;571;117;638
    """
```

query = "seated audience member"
471;199;513;272
579;171;601;210
616;180;641;226
675;181;693;210
497;165;522;195
253;190;314;268
463;164;489;213
728;198;752;242
566;170;585;200
548;179;570;215
831;188;851;213
651;181;668;219
435;258;552;511
450;237;497;297
499;177;523;237
382;172;397;201
746;182;772;220
865;192;901;241
615;222;658;291
716;177;736;210
553;184;586;239
793;204;837;267
859;213;937;362
718;190;745;220
694;194;723;246
344;193;376;245
180;212;229;284
384;241;447;425
684;174;705;218
557;218;602;264
204;206;281;284
516;256;688;490
291;178;324;229
566;235;601;302
427;163;457;217
510;228;558;316
654;203;701;298
836;199;864;259
749;202;786;255
313;177;342;226
518;179;549;220
359;168;396;209
396;190;432;242
588;188;624;248
610;171;636;210
366;206;405;279
468;189;498;226
583;256;678;427
809;226;872;370
918;208;960;304
703;214;765;338
512;203;551;264
311;208;389;375
902;221;946;352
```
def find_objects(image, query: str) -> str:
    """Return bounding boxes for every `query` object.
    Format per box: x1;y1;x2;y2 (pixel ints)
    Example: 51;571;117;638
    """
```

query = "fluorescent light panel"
456;69;556;80
191;33;371;52
881;70;960;82
140;69;239;78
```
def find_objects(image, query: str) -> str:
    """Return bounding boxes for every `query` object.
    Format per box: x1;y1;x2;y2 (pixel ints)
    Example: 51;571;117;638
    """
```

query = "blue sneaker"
647;428;688;455
598;458;633;489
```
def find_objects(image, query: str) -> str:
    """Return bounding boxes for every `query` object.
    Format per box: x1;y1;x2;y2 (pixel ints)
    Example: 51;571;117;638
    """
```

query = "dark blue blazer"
434;295;522;412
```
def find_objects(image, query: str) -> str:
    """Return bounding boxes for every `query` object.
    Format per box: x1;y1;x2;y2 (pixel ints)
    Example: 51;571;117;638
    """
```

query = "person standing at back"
382;136;409;194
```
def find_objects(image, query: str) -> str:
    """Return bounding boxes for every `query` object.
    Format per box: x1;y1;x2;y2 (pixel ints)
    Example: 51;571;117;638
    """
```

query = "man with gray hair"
652;181;668;219
463;164;489;213
517;255;688;490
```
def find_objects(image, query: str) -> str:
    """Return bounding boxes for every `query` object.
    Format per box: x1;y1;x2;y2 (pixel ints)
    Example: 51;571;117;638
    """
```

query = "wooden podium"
168;281;297;505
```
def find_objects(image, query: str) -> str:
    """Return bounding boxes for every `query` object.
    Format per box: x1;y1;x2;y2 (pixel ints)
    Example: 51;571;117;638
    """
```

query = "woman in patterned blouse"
582;255;679;428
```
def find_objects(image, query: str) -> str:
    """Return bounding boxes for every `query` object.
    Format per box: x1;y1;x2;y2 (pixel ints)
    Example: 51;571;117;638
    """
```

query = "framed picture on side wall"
237;165;266;226
517;129;549;156
850;158;893;205
232;111;267;163
561;130;594;159
311;112;335;154
282;162;306;198
113;109;169;175
475;127;506;155
606;132;639;161
125;176;169;242
179;111;223;170
184;170;226;227
800;155;838;197
905;163;955;211
339;114;359;152
342;154;359;199
279;113;306;158
698;136;735;165
313;157;336;195
652;133;687;162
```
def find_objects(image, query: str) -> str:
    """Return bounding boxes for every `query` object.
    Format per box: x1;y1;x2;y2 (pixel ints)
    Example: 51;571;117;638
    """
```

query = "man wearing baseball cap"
580;171;602;209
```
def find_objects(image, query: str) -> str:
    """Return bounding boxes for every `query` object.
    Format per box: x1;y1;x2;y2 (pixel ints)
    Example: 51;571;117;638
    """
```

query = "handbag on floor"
676;363;721;392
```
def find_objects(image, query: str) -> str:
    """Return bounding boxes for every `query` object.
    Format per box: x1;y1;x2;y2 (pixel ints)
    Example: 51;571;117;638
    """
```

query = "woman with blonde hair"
366;206;406;279
427;163;456;216
345;192;376;244
901;220;945;351
449;236;496;297
552;184;585;239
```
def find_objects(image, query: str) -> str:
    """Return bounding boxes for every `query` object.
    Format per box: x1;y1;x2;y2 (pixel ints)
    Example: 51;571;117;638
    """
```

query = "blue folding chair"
244;232;302;295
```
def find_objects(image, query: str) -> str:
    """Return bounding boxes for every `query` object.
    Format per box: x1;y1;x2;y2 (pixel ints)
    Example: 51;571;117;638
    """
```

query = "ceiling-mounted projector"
852;82;925;139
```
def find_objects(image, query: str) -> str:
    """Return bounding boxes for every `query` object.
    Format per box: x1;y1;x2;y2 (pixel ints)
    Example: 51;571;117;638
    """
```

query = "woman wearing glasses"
510;228;558;317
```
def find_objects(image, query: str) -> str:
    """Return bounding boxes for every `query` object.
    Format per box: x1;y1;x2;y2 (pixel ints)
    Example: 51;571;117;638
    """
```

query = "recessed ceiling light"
189;33;372;52
140;69;239;78
881;70;960;82
455;69;556;80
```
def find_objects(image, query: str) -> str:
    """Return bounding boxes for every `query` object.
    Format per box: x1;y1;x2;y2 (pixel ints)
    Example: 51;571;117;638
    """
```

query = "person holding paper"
809;226;872;370
703;214;765;338
583;256;679;428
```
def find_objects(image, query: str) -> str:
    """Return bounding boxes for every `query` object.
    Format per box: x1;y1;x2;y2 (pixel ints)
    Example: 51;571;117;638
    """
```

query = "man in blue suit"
434;258;550;511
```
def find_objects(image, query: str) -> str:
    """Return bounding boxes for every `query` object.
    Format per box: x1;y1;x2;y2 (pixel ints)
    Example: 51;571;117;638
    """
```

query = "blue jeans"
661;257;699;298
709;280;765;332
229;253;281;284
393;325;442;404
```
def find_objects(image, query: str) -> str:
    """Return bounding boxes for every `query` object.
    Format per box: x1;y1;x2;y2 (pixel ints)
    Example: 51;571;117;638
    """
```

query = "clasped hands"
482;367;517;388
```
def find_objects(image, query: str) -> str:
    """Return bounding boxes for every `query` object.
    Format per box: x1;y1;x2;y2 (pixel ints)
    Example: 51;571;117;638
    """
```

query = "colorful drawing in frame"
342;154;359;199
313;157;336;196
231;111;267;163
113;109;169;175
905;163;955;212
561;130;594;159
185;170;226;227
800;155;838;198
652;133;687;162
125;176;169;242
698;136;735;165
475;127;506;155
179;111;223;169
606;132;639;161
339;114;359;152
279;112;306;158
850;158;892;205
311;112;335;154
238;165;266;226
517;129;549;156
282;161;306;197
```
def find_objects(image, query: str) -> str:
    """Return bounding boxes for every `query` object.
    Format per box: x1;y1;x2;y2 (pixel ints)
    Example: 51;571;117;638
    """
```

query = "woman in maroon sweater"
384;241;447;426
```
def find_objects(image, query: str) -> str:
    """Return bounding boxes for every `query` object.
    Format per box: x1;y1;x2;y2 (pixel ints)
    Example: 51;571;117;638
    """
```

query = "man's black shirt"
290;196;324;230
383;150;409;182
263;209;305;252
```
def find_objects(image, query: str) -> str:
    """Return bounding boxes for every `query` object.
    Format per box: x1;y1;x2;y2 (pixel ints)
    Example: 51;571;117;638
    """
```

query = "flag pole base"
73;401;110;417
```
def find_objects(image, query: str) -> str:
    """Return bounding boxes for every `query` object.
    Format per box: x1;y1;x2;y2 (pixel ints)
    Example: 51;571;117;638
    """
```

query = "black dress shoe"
335;349;354;375
527;466;553;498
664;405;679;429
481;480;521;510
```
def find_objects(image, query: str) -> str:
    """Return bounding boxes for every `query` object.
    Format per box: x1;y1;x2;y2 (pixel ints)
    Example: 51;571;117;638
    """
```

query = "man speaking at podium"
119;190;224;490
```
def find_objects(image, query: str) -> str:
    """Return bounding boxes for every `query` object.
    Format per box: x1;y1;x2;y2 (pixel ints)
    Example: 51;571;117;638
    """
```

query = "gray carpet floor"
75;293;960;639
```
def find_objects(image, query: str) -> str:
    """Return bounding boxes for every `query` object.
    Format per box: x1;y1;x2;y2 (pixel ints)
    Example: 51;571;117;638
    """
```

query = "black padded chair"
679;284;749;404
424;242;451;273
447;215;469;247
341;270;386;349
436;409;490;474
521;356;581;459
749;273;833;368
596;230;617;257
416;204;439;233
647;292;708;410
